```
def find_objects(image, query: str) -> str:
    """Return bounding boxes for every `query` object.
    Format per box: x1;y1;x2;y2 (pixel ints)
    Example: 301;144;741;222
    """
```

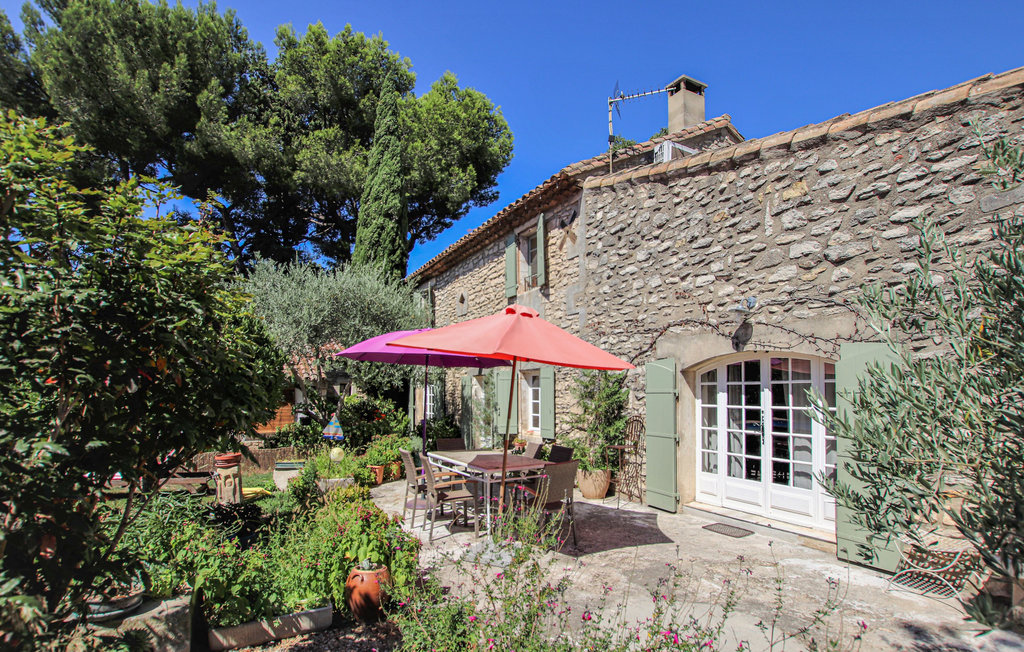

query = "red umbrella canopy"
388;304;633;370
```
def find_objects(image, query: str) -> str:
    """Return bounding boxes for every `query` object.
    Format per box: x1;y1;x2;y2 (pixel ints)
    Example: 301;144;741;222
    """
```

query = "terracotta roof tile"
409;115;740;280
581;65;1024;190
410;65;1024;281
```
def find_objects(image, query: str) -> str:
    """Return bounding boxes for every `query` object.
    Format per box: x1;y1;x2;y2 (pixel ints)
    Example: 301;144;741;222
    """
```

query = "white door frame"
694;353;836;530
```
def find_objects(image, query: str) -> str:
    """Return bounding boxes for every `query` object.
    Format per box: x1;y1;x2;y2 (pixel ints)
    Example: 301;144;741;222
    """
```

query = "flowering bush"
391;511;864;651
275;487;420;613
117;482;418;627
337;395;410;452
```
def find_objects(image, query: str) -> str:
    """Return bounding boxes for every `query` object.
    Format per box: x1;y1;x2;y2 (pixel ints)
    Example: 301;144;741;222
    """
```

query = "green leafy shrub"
312;447;360;479
364;432;409;468
175;531;283;628
325;485;372;504
287;463;323;514
262;423;325;454
352;466;375;487
272;488;420;616
337;395;410;451
0;113;284;644
564;371;629;471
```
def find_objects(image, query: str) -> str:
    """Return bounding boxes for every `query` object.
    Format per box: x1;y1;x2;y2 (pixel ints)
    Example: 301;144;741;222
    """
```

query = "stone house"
409;67;1024;564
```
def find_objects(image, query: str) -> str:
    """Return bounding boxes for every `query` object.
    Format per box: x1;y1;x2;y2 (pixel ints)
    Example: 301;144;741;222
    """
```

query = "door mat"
702;523;754;538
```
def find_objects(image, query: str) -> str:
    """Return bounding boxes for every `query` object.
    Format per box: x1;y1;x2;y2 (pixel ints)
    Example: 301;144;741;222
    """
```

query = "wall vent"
653;141;697;164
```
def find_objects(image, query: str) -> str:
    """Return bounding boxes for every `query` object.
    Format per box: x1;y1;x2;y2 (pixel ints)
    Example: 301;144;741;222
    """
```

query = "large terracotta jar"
344;565;392;622
577;469;611;499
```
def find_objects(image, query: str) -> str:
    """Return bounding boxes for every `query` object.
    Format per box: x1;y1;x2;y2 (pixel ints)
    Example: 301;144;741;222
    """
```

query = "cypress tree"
353;74;409;278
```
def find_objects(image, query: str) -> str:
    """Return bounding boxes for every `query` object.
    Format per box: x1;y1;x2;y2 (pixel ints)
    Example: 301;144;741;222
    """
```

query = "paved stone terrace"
371;480;1024;651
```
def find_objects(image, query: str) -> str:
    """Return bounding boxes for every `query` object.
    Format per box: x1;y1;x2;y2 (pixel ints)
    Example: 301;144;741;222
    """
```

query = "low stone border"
207;602;333;651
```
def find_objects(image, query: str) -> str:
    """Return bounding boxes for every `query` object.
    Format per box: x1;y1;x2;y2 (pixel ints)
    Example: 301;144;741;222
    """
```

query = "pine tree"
353;74;409;278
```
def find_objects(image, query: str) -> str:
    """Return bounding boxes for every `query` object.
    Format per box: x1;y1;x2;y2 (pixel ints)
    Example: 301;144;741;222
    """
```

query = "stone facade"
413;67;1024;527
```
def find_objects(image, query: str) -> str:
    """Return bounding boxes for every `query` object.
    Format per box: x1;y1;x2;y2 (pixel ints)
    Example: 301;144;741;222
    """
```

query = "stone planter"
317;477;355;493
273;461;304;491
207;602;332;651
85;590;144;622
577;469;611;499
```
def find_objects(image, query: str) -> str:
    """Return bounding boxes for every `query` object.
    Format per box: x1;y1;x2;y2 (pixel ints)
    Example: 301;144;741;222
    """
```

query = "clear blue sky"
4;1;1023;272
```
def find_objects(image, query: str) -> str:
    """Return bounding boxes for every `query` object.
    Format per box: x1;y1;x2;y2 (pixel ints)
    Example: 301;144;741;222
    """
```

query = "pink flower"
469;616;477;622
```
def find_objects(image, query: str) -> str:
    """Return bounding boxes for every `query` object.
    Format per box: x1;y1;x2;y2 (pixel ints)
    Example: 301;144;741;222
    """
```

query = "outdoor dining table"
426;449;552;532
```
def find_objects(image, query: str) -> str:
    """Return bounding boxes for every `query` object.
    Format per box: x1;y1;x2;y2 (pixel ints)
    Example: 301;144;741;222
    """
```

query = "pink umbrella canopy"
387;305;633;370
389;305;633;512
335;329;510;369
336;329;509;452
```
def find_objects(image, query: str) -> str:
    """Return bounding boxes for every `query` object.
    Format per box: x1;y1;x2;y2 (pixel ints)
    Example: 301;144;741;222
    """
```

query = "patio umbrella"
388;304;634;510
335;329;509;451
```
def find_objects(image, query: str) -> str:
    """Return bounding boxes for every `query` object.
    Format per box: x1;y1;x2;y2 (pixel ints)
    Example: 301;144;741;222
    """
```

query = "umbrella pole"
421;359;429;453
497;357;518;515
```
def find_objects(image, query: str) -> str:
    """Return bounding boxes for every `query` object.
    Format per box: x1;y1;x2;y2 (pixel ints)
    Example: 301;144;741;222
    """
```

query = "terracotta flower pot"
214;452;242;468
368;465;385;485
577;469;611;499
388;461;402;480
344;566;392;622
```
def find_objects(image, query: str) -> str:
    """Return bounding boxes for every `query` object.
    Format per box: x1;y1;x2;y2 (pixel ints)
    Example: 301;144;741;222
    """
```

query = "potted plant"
344;558;392;623
565;370;629;499
364;433;404;484
314;447;357;492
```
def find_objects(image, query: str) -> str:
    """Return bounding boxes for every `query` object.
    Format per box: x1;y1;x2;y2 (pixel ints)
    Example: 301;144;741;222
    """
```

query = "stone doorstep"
681;502;837;553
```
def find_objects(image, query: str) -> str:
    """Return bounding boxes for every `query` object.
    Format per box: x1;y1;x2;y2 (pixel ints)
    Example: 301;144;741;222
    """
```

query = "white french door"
696;355;836;530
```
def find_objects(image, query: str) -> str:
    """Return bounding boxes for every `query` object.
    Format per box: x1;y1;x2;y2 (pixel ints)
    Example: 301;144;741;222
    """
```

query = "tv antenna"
608;81;671;173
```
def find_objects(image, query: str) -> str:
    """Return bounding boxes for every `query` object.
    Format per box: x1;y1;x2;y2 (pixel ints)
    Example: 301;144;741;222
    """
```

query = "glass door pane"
725;360;761;481
698;369;719;473
769;358;814;490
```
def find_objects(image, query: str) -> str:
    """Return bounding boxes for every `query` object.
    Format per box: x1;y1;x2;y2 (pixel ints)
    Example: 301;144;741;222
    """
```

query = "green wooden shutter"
835;343;901;572
645;358;678;513
429;378;445;418
504;234;517;299
461;375;474;448
493;367;518;438
540;366;555;440
536;213;547;287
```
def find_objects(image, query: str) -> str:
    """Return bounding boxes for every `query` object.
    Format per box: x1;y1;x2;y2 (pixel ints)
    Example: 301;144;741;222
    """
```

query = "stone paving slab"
372;480;1024;651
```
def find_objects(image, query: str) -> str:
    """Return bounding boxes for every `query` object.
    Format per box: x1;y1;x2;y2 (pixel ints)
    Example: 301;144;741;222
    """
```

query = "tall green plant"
0;113;284;647
353;74;408;278
565;371;629;471
816;128;1024;629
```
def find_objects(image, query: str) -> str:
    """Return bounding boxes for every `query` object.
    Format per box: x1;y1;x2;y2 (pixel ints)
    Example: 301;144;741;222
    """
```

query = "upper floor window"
521;231;539;289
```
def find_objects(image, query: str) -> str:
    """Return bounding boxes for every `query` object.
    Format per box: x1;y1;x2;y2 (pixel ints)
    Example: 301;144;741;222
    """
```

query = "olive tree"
243;259;428;426
820;130;1024;629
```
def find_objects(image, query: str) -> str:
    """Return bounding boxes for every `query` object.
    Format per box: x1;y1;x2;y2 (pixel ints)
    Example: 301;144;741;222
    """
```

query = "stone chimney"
666;74;707;132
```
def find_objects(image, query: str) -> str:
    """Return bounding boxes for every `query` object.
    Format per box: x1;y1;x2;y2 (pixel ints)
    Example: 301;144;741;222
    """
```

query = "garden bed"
208;602;332;651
